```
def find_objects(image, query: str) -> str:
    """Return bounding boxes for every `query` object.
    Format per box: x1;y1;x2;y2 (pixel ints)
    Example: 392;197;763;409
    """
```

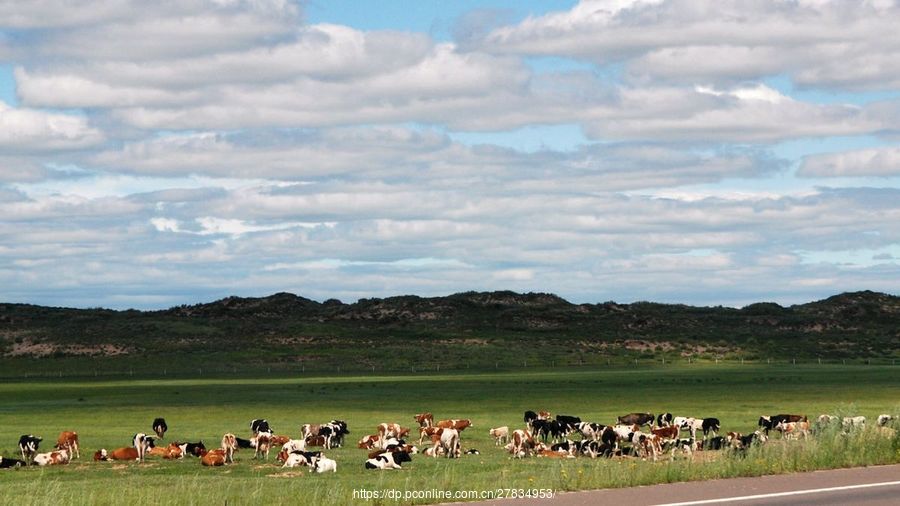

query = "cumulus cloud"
0;101;104;152
799;147;900;177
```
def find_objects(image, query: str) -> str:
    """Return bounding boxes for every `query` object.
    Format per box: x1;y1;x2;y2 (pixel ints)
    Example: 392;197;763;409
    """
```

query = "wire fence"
1;356;897;381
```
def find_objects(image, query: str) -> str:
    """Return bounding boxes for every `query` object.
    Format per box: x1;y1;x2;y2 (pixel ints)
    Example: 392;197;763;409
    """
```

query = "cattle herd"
1;412;896;471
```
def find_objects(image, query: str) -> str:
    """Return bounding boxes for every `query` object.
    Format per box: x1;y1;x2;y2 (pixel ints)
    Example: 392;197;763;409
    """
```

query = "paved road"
457;464;900;506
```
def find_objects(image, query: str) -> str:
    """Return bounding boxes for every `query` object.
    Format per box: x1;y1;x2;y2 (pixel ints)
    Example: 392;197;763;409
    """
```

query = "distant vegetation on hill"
1;290;898;375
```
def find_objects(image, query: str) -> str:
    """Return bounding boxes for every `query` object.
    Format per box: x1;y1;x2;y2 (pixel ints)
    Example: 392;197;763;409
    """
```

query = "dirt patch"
267;471;306;478
4;339;132;357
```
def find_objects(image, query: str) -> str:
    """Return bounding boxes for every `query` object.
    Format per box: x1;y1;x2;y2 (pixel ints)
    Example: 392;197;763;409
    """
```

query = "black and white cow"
183;440;206;457
329;420;350;447
152;418;168;439
0;456;27;468
575;422;603;441
133;433;154;462
657;413;674;427
365;450;412;469
18;435;42;463
250;419;271;435
524;411;538;430
555;415;581;433
235;436;255;449
758;414;806;435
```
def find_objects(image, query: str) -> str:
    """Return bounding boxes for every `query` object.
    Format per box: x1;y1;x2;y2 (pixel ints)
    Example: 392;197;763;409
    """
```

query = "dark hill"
1;290;898;375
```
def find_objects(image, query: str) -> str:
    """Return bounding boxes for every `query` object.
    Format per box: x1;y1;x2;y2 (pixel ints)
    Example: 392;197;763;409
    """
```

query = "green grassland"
1;364;898;505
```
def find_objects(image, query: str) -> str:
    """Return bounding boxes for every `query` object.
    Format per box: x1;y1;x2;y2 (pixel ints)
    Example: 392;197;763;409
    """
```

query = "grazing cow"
775;420;810;440
108;447;139;460
312;456;337;473
133;433;154;462
431;428;460;459
617;412;655;429
358;434;381;449
33;448;69;466
55;431;80;460
365;450;411;469
611;424;639;445
152;418;168;439
877;414;894;427
842;416;866;431
509;429;536;458
0;456;27;468
18;435;42;464
489;426;509;445
255;432;273;460
221;433;237;464
657;413;674;427
576;422;603;441
250;419;271;435
701;418;721;437
758;414;807;435
201;449;226;467
555;415;581;433
414;412;434;428
435;419;472;432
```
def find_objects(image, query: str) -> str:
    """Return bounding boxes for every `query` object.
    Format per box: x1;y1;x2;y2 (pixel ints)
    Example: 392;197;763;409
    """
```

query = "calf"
617;412;655;429
18;435;42;464
55;431;80;460
133;433;154;462
312;455;337;473
489;426;509;445
0;456;27;468
93;449;109;461
414;412;434;428
32;448;69;466
152;418;168;439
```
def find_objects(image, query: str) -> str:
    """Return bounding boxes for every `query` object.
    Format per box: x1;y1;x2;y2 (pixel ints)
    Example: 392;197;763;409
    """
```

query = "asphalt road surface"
456;464;900;506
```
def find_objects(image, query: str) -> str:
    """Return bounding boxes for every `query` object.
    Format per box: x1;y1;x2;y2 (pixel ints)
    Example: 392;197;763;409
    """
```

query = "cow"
184;441;206;457
0;456;27;468
431;428;460;459
18;435;42;464
489;426;509;445
877;414;895;427
842;416;866;432
738;431;768;449
419;426;443;445
538;448;575;459
92;449;109;461
108;447;139;460
270;435;290;446
250;419;271;435
701;418;721;437
281;439;306;454
575;422;603;441
279;450;309;468
651;425;680;443
549;440;577;456
148;443;185;459
758;414;807;435
611;424;639;446
32;448;69;466
133;433;154;462
236;437;254;449
328;420;350;447
312;456;337;473
657;413;674;427
152;418;168;439
633;433;662;461
677;417;705;439
302;424;334;449
555;415;581;433
255;432;273;460
358;434;381;449
365;450;412;469
617;412;655;429
55;431;80;460
221;433;237;464
435;419;472;432
376;423;406;445
509;429;536;458
524;410;538;430
201;449;226;467
775;420;810;440
414;412;434;428
703;436;726;450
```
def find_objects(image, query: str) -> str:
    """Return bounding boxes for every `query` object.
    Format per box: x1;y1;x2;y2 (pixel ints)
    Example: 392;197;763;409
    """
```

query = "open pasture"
0;364;898;505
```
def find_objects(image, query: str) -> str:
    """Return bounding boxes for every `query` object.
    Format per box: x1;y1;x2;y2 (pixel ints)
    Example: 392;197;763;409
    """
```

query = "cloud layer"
1;0;898;309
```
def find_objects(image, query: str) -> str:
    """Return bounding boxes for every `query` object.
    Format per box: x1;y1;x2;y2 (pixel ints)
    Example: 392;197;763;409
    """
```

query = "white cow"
33;448;69;466
312;456;337;473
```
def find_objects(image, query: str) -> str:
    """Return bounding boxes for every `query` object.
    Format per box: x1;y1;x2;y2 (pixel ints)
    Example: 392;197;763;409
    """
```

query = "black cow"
531;419;551;441
617;412;655;428
657;412;674;427
555;415;581;432
18;435;42;463
702;417;720;436
758;414;806;435
599;426;618;447
703;436;725;450
235;437;254;449
524;410;538;428
152;418;168;439
0;456;27;468
250;419;271;435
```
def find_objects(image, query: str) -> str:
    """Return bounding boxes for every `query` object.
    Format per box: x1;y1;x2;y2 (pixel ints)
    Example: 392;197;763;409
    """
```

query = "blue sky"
1;0;899;310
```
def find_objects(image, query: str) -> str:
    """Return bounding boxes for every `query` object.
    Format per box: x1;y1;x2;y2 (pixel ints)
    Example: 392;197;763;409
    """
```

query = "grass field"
0;364;898;505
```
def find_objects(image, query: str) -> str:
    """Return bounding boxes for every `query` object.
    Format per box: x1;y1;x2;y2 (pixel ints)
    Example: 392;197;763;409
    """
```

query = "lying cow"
312;455;337;473
877;414;895;427
107;447;139;460
33;448;69;466
0;456;27;468
365;450;412;469
201;449;227;466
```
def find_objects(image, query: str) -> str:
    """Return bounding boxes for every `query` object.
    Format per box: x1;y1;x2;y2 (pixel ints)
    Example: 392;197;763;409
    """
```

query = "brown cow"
93;449;108;461
651;425;679;441
418;426;444;444
508;429;536;458
221;433;237;464
414;412;434;428
201;449;226;466
55;431;80;460
270;435;290;446
358;434;381;449
436;419;472;431
376;422;402;442
254;433;272;460
108;447;139;461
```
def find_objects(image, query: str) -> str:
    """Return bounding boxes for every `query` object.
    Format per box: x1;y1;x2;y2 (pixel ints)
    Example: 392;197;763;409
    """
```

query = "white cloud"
0;101;104;152
799;147;900;177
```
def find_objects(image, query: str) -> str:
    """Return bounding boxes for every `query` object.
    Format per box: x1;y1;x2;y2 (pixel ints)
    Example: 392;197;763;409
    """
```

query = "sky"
1;0;899;310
